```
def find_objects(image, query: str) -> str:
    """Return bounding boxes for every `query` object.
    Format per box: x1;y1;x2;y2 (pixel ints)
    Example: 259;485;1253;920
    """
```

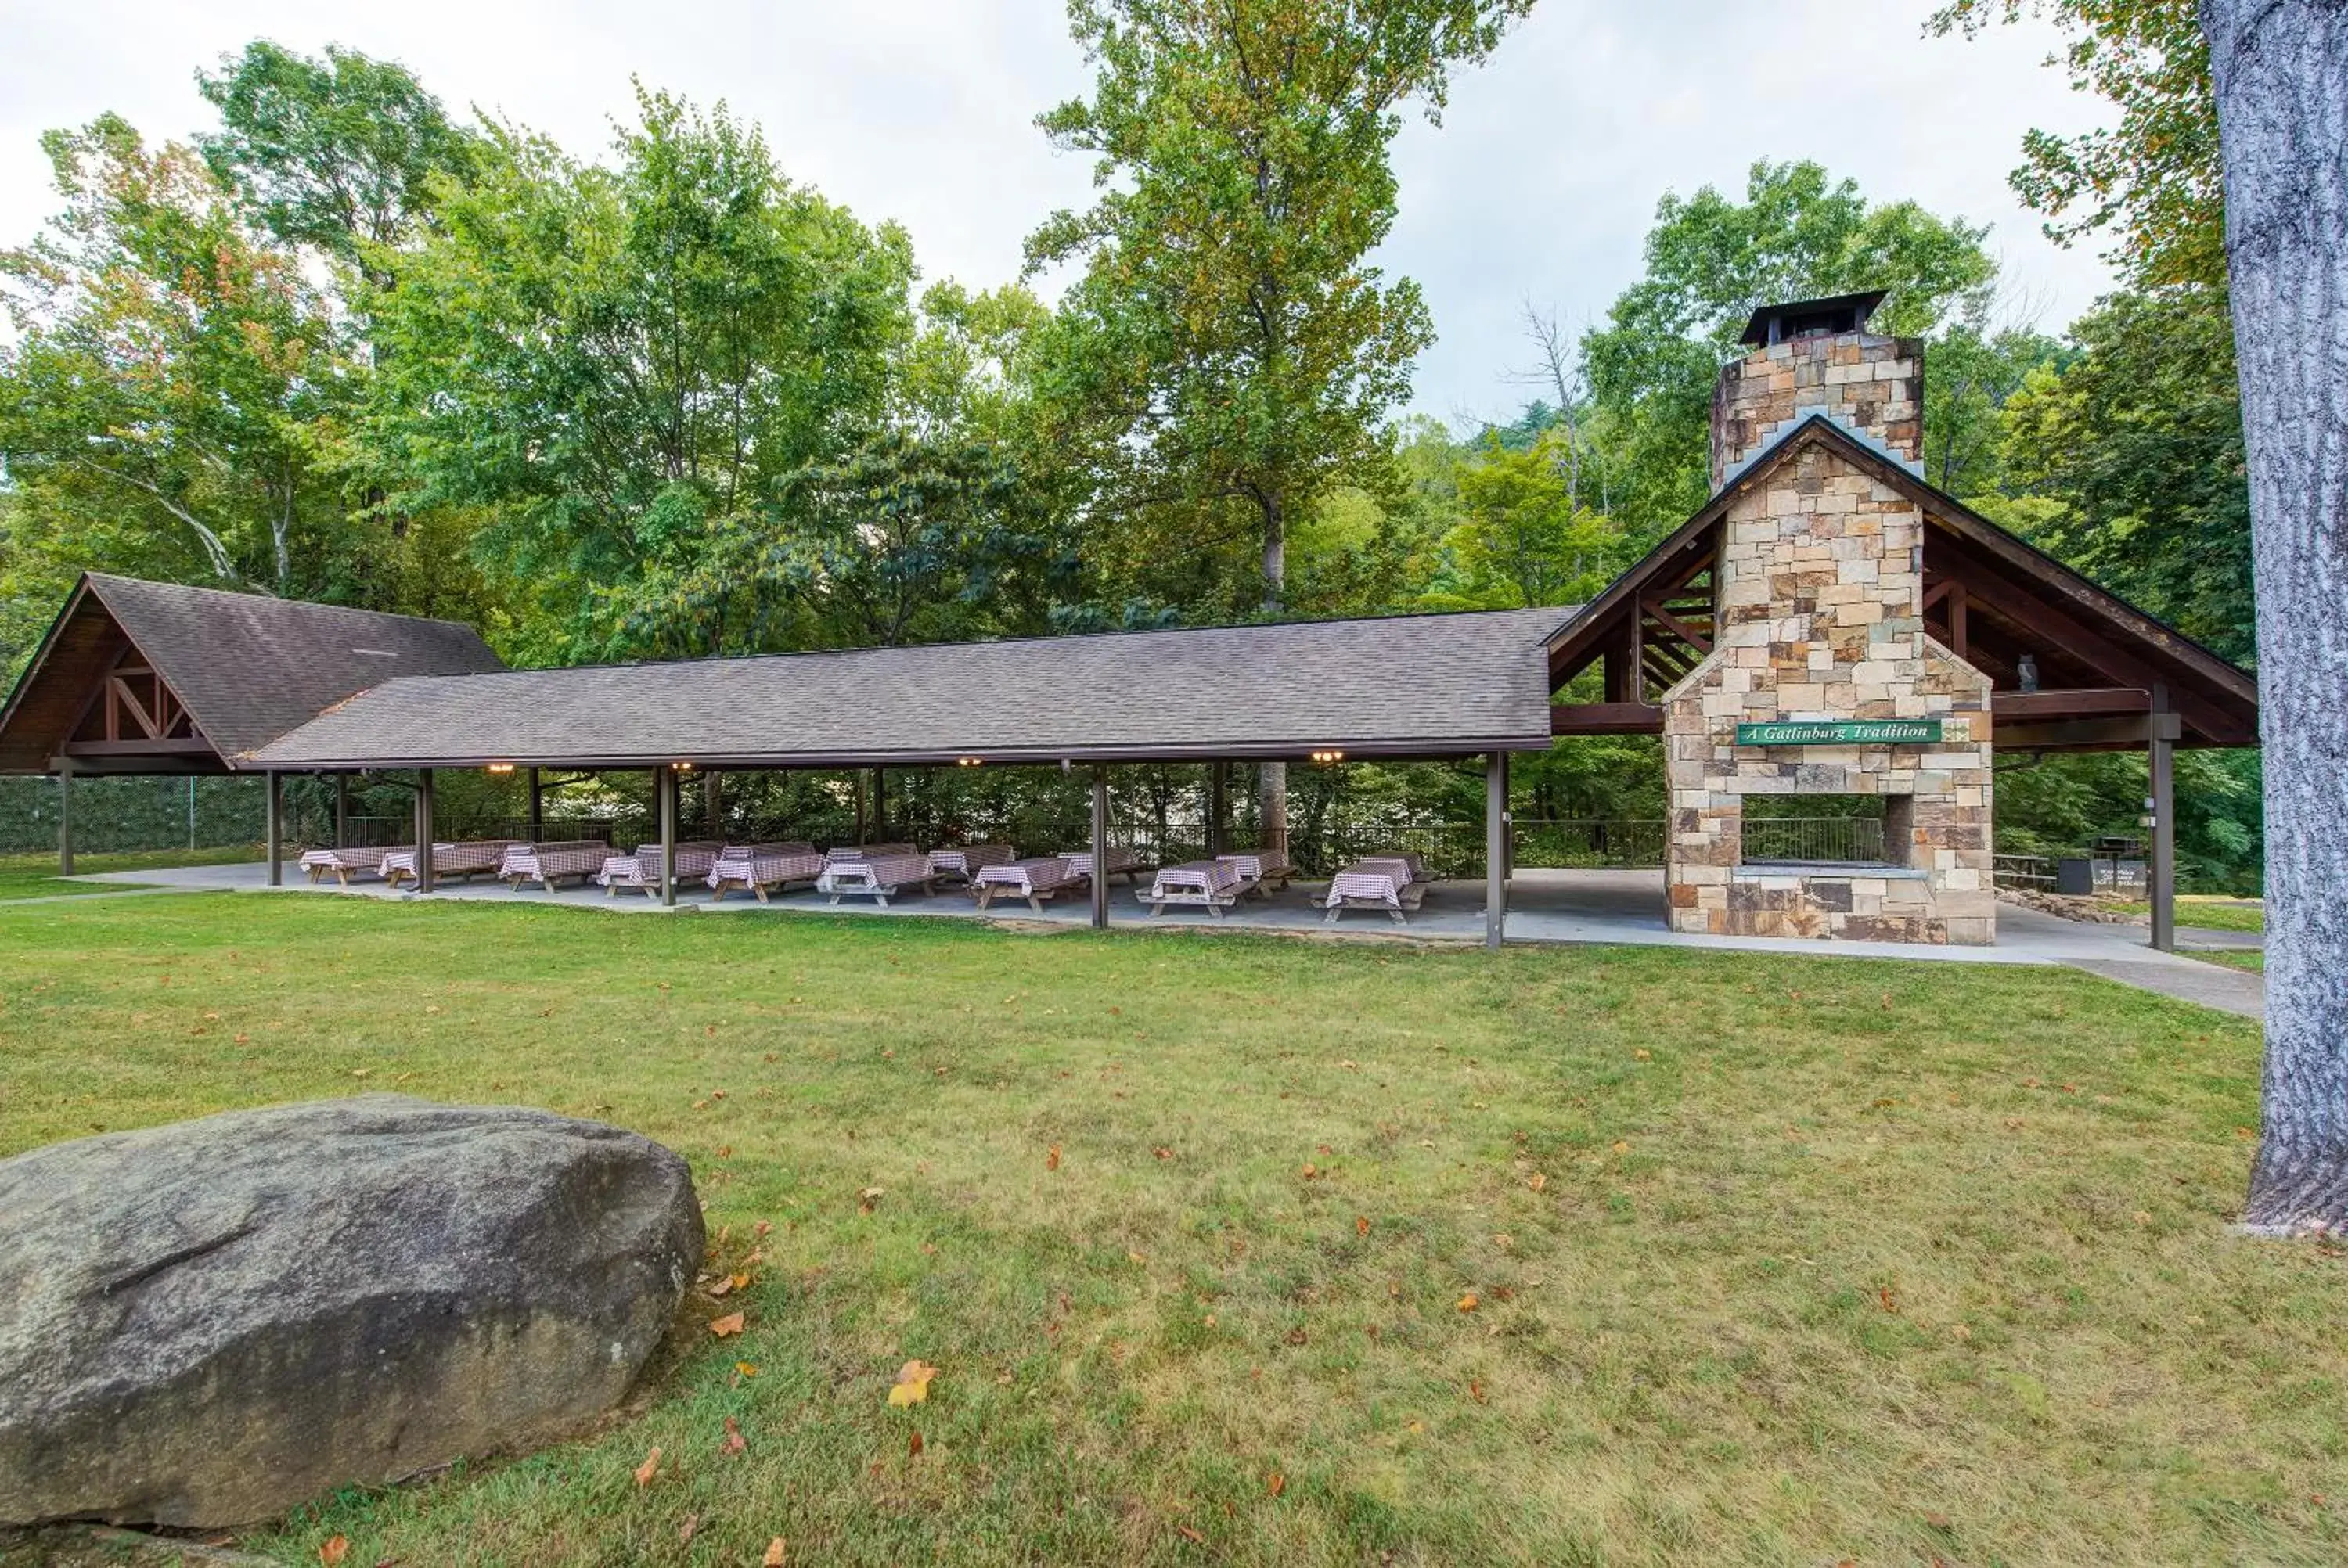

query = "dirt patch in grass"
0;894;2332;1566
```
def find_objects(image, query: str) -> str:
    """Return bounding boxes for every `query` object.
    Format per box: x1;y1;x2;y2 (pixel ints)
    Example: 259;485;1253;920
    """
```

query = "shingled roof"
0;574;506;772
251;606;1568;769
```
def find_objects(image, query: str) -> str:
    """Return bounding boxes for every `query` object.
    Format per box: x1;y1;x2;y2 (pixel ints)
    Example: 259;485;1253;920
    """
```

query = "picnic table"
706;843;825;904
817;849;936;907
1143;858;1244;917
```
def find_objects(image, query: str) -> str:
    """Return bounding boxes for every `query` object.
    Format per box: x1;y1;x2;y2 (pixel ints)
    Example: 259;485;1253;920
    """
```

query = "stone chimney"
1709;290;1921;490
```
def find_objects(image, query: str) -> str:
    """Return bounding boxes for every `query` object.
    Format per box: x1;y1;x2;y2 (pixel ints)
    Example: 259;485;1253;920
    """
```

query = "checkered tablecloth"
929;844;1014;880
974;856;1080;897
827;843;917;862
1324;865;1406;911
1357;852;1423;886
1057;846;1136;880
706;844;826;897
1151;858;1242;900
381;843;451;883
819;851;935;896
1217;850;1290;884
597;841;723;891
299;845;397;879
499;840;608;885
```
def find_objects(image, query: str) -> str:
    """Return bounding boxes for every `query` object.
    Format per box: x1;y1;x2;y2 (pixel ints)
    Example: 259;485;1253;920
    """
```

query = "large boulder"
0;1095;704;1527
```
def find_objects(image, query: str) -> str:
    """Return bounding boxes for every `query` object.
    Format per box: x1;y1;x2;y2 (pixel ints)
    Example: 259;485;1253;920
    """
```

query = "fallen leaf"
1527;1174;1547;1192
1469;1379;1486;1404
2134;1211;2152;1226
1178;1524;1205;1543
859;1186;884;1213
1878;1288;1898;1314
1046;1144;1061;1171
908;1429;924;1457
632;1446;661;1487
1154;1146;1174;1160
1610;1140;1630;1155
736;1361;759;1378
889;1358;939;1407
762;1538;787;1567
678;1512;699;1545
1457;1293;1478;1313
720;1415;746;1456
1356;1215;1370;1236
1266;1470;1285;1498
1633;1048;1651;1061
319;1537;348;1566
1925;1511;1953;1530
1406;1420;1424;1433
350;1068;371;1079
709;1312;745;1338
707;1276;733;1297
1301;1163;1319;1179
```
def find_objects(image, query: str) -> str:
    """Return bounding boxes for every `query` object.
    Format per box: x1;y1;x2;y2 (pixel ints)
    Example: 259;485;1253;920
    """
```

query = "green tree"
1931;0;2221;286
1993;285;2251;659
1426;433;1622;610
356;87;917;662
194;41;478;283
1579;160;2004;541
1025;0;1532;843
1026;0;1532;620
0;116;351;595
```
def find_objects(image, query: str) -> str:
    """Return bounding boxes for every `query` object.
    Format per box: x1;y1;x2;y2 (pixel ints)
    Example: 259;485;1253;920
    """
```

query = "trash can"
2056;857;2094;896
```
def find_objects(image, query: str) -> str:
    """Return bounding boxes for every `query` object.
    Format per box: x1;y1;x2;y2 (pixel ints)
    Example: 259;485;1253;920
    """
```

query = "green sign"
1734;718;1943;746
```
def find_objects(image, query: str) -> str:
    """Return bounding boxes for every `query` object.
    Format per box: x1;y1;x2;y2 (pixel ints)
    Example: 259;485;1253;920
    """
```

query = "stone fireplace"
1662;294;1997;944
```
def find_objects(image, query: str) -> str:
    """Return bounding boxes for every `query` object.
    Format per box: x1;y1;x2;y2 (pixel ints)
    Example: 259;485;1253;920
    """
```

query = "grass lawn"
2113;896;2267;933
0;894;2335;1566
2195;949;2267;973
0;847;257;902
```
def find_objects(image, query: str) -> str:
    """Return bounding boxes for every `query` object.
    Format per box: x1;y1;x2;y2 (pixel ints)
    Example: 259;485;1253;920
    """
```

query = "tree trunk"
2202;0;2348;1230
1259;491;1289;853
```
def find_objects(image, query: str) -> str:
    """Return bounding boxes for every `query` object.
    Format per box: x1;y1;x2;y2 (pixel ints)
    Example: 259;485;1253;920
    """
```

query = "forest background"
0;1;2263;889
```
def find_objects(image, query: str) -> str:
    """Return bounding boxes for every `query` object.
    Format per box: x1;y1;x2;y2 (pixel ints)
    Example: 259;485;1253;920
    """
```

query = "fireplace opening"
1740;793;1906;869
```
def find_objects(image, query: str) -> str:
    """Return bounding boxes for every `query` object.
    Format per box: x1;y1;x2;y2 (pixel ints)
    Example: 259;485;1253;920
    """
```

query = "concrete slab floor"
50;861;2263;1018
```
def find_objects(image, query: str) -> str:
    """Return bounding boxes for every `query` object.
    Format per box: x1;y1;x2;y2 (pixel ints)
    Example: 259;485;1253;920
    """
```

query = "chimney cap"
1738;290;1889;347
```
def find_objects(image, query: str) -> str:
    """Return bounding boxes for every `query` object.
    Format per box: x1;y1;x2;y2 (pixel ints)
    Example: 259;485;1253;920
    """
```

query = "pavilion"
0;296;2261;951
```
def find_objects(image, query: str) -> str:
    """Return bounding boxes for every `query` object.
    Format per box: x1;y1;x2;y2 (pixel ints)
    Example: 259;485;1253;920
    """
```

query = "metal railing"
298;815;627;850
1739;815;1886;865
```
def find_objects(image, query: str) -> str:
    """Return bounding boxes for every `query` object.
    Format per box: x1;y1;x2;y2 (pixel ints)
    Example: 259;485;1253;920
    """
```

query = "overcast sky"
0;0;2116;423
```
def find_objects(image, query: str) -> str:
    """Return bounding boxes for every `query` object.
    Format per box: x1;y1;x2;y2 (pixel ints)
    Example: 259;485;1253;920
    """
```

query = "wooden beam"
2149;684;2175;952
1995;713;2182;751
57;758;73;876
265;771;283;887
1992;687;2152;720
1642;597;1713;653
1941;559;2250;743
1089;765;1111;931
1552;702;1666;735
60;737;216;757
1485;750;1509;951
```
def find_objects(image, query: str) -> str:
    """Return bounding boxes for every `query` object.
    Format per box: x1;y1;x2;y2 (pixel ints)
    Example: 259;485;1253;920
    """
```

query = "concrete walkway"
45;861;2263;1019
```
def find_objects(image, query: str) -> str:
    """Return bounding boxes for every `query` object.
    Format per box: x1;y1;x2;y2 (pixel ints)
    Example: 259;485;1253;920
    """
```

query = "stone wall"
1710;330;1923;489
1663;419;1997;946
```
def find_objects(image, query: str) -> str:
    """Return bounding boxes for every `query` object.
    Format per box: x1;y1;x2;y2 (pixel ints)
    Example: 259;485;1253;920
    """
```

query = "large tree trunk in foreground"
2202;0;2348;1230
